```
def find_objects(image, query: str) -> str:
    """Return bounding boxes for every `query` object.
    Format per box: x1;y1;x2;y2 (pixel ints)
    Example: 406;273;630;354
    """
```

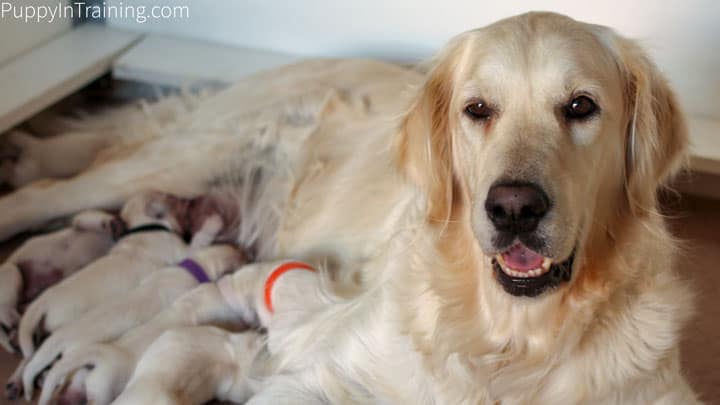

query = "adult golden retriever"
0;12;698;404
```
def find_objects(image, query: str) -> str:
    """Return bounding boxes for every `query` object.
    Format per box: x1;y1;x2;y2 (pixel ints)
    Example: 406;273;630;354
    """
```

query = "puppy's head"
190;244;247;279
397;12;687;299
120;190;191;234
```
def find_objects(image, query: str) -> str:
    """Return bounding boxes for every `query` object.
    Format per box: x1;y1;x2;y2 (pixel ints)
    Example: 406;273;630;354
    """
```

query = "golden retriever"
0;11;699;404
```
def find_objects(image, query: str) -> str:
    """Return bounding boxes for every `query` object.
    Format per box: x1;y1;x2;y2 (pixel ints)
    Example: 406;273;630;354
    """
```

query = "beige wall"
106;0;720;121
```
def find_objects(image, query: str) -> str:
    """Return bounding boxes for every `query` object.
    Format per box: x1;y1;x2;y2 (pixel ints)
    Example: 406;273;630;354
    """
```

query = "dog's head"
397;12;687;299
120;190;191;234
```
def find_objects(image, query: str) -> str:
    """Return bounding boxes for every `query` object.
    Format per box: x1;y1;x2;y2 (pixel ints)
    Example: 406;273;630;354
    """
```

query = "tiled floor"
0;195;718;404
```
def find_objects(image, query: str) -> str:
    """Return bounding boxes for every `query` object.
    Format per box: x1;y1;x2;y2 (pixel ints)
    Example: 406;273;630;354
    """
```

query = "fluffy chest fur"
267;194;694;404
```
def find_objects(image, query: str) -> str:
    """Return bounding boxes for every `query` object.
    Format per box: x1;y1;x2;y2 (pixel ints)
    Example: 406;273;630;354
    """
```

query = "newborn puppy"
36;278;253;405
28;244;247;402
36;260;327;405
9;190;192;401
112;326;263;405
0;210;119;353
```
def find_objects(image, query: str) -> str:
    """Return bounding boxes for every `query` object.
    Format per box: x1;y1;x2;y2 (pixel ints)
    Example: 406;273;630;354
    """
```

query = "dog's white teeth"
495;254;552;278
508;269;527;278
499;265;551;278
501;267;527;278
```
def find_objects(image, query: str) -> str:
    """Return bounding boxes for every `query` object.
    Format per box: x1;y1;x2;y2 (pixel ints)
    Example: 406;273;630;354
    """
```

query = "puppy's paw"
0;310;19;353
0;307;19;330
0;332;13;354
5;380;22;401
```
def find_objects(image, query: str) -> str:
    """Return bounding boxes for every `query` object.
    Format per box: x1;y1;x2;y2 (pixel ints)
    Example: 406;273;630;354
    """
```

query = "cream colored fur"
0;12;698;405
10;191;192;400
0;210;117;353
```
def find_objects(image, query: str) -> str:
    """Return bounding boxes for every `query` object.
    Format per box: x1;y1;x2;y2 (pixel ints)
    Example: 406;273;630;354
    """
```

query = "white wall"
0;0;71;66
106;0;720;119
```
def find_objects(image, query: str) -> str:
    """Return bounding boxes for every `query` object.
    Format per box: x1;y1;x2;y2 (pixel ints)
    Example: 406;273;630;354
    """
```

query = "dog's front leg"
0;167;126;241
0;141;208;242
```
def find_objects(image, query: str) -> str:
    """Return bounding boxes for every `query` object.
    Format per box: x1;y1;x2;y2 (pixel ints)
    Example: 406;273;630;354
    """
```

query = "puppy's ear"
396;36;472;223
612;35;688;214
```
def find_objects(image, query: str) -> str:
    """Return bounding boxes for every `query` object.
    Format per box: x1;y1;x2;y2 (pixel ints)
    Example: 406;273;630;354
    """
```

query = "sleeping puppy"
0;210;119;353
103;327;263;405
36;274;255;405
7;190;192;401
40;260;329;405
24;244;247;401
109;260;331;405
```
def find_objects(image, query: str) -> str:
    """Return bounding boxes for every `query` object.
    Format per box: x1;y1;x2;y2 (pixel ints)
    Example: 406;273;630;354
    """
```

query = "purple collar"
178;259;211;284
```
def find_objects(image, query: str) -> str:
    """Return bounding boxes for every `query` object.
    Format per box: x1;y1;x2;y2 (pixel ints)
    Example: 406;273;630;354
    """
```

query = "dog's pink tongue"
501;244;544;272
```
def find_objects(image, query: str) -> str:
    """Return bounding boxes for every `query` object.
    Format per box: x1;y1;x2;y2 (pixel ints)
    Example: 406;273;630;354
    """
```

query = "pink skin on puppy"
0;210;120;354
7;191;193;401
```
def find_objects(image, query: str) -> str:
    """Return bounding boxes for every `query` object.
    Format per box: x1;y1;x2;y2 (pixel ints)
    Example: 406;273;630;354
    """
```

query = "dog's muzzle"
484;181;574;296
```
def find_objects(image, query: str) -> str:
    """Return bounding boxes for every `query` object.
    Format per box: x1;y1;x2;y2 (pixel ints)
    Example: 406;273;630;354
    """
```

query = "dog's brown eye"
465;101;493;121
564;96;597;120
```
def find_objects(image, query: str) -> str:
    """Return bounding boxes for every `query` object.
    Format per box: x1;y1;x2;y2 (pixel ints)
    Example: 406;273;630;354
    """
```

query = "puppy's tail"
38;343;120;405
17;296;46;359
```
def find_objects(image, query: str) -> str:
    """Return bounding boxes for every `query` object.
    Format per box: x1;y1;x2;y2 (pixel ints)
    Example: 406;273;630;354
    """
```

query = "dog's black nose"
485;183;549;233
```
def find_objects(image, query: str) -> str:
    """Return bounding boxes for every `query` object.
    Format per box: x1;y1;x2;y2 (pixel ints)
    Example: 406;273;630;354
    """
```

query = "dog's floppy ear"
611;35;688;214
396;37;472;223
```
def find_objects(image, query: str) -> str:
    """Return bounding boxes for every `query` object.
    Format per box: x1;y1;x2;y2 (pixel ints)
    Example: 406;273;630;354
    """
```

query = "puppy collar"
117;223;172;241
178;258;211;284
264;261;315;314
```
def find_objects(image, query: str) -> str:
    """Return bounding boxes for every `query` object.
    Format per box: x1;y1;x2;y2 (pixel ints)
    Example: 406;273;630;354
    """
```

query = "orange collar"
264;261;316;314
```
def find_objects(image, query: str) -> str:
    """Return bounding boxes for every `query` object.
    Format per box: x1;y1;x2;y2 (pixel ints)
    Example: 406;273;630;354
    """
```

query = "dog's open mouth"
491;244;574;297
